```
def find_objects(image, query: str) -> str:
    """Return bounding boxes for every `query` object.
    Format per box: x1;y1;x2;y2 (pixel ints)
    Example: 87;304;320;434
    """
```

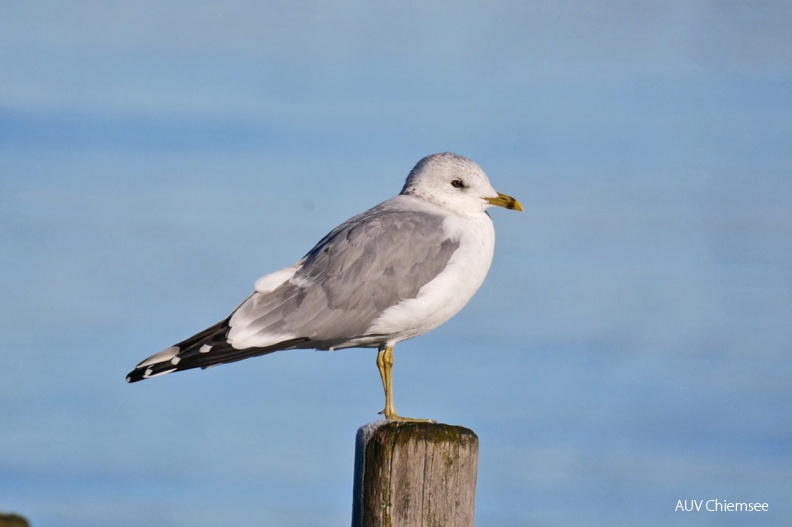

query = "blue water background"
1;2;790;526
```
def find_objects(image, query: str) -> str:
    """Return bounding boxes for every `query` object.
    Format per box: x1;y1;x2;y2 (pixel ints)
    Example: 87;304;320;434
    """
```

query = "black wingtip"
125;336;313;384
125;361;180;383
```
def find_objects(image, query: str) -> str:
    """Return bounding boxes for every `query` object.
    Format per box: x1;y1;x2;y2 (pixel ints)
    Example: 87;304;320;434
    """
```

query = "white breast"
365;211;496;344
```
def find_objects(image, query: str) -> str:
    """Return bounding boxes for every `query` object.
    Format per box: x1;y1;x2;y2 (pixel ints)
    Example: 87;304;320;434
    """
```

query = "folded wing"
126;201;460;382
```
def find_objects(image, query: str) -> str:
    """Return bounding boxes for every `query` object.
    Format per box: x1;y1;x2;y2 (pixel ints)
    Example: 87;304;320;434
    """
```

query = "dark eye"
451;179;466;189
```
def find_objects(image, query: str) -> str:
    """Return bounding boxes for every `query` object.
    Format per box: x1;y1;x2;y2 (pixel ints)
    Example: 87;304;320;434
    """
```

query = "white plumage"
127;152;522;420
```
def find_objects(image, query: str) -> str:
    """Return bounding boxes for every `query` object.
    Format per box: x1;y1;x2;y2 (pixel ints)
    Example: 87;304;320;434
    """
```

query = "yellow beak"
484;192;523;212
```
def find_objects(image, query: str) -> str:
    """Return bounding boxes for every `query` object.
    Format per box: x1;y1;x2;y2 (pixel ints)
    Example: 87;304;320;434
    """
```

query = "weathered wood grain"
351;421;479;527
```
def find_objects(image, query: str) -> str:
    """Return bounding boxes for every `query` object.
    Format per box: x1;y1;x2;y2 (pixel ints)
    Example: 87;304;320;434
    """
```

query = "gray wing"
228;203;460;348
126;201;461;382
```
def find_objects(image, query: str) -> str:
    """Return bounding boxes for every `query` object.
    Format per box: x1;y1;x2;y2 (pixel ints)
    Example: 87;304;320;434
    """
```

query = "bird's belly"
364;214;495;343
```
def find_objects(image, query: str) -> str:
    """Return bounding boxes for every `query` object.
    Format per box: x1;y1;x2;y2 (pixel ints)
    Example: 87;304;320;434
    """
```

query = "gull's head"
401;152;523;215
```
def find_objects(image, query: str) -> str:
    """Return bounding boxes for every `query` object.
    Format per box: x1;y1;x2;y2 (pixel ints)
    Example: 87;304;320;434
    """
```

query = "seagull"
126;152;522;421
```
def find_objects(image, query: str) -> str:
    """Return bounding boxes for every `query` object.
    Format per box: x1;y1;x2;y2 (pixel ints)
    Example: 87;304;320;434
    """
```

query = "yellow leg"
376;344;434;422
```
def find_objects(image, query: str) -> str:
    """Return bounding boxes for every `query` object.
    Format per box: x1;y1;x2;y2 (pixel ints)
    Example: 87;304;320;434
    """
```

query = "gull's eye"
451;179;466;189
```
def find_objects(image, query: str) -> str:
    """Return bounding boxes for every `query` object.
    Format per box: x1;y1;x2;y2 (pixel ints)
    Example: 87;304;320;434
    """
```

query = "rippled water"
2;2;790;526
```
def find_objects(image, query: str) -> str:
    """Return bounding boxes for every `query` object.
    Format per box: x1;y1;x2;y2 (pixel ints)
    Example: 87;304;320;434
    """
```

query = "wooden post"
351;421;479;527
0;513;30;527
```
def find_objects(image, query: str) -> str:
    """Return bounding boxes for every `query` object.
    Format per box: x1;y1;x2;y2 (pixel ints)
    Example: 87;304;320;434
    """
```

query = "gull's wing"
126;199;459;382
